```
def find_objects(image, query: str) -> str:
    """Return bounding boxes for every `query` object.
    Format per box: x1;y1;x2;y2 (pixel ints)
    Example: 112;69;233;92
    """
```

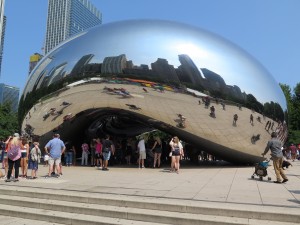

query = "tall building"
44;0;102;54
0;0;6;77
29;53;43;75
0;83;19;112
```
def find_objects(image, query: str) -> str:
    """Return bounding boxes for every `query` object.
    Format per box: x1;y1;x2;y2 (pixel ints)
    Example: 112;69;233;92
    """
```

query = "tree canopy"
0;103;19;140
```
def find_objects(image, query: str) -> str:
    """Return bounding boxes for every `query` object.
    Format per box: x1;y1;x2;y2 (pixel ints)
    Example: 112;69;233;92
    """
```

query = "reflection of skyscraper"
29;53;43;75
151;58;179;83
102;54;127;74
177;54;203;85
70;54;94;75
0;83;19;112
0;0;6;77
44;0;102;54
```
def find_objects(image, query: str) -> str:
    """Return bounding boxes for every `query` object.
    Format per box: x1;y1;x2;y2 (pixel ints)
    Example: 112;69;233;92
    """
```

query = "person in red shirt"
289;144;297;162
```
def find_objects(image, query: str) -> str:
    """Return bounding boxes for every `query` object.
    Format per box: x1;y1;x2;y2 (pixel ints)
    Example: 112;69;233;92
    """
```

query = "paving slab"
1;160;299;210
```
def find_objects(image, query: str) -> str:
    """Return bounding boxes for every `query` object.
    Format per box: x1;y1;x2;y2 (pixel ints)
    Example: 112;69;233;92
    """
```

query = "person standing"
250;114;254;125
102;135;114;171
151;136;162;168
90;139;96;167
44;134;65;178
6;133;22;182
65;141;75;166
81;141;90;166
169;136;184;174
28;142;41;179
20;137;29;178
289;144;297;162
95;138;103;168
262;132;288;184
137;136;146;169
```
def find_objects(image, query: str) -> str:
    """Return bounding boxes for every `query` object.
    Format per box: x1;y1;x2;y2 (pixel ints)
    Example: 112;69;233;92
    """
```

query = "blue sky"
1;0;299;94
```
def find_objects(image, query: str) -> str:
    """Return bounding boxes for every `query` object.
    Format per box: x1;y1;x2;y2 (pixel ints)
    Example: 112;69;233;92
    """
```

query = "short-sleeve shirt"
45;138;65;158
137;139;146;152
81;143;89;152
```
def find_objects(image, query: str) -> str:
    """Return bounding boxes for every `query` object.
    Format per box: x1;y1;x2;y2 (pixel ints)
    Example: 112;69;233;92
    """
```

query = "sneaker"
282;179;288;183
273;181;281;184
5;179;11;182
14;179;19;182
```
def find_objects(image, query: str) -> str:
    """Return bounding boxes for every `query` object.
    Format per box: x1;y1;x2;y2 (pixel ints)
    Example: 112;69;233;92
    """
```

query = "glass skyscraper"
0;0;6;78
0;83;19;112
44;0;102;54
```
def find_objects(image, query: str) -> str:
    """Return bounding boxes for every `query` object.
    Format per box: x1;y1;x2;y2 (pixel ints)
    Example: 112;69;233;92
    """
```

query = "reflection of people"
233;114;238;126
250;114;254;125
262;132;288;184
210;106;216;118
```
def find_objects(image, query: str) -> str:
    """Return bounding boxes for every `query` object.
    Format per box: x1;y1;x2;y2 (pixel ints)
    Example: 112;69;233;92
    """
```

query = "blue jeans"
66;152;73;166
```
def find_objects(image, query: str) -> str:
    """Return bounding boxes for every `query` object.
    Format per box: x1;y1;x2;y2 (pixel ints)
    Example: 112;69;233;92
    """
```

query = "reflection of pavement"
24;82;277;159
0;161;299;224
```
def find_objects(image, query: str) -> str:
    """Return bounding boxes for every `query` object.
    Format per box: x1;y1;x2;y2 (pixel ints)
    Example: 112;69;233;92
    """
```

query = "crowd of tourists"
0;132;194;181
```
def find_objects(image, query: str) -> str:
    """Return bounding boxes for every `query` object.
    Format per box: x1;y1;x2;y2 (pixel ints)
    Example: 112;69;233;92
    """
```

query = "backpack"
8;144;21;160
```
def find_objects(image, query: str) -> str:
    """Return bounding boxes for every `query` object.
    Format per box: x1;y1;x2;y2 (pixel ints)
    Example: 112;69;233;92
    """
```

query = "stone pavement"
1;160;299;207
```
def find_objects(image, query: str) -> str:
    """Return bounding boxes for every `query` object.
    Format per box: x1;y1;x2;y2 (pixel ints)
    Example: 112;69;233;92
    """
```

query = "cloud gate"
20;19;287;164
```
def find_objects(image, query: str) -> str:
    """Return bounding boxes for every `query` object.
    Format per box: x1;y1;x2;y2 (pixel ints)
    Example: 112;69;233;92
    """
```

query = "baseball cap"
13;133;20;137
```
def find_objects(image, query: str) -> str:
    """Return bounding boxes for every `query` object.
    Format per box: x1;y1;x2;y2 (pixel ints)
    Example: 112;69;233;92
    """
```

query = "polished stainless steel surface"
21;20;287;164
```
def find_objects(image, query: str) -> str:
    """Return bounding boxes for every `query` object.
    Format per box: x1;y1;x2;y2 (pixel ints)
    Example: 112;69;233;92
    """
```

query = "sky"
1;0;299;94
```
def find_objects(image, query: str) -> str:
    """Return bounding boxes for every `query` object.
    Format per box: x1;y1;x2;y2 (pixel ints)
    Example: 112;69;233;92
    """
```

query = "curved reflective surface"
20;20;288;164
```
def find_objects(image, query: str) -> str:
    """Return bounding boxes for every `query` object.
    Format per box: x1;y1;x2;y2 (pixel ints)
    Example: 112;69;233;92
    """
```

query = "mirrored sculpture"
20;20;287;164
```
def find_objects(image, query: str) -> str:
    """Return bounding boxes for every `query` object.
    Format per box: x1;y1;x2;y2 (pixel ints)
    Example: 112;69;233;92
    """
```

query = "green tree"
280;83;300;144
0;103;19;139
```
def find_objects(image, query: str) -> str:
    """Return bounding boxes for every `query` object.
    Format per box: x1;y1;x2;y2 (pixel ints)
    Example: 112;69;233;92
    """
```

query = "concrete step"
1;202;298;225
0;215;64;225
0;186;299;225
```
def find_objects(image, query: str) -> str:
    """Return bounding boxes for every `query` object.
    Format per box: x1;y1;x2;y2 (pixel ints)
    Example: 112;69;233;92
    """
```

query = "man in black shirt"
102;135;114;171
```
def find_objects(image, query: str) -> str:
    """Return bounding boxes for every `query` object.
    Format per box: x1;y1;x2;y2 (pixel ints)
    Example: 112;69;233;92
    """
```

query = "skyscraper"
29;53;43;75
0;83;19;112
0;0;6;78
44;0;102;55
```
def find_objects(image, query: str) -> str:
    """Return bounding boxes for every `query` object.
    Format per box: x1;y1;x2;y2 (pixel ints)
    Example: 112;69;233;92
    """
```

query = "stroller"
251;159;271;181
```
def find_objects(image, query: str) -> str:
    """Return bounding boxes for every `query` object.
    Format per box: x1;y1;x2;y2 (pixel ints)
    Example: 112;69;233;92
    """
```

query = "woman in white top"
169;136;184;174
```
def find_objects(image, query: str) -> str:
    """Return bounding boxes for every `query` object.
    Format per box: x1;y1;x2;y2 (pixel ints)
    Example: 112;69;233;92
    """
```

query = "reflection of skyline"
23;20;287;112
77;53;248;102
25;50;285;115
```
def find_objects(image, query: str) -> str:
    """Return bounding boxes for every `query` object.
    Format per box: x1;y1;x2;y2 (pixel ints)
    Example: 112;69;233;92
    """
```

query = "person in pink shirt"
94;138;103;168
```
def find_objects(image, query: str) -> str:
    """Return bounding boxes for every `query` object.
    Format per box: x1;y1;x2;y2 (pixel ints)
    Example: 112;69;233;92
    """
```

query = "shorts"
48;156;61;166
3;152;7;159
44;155;49;161
21;152;27;158
154;148;162;154
139;151;146;160
95;153;102;159
173;150;180;156
102;151;111;161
